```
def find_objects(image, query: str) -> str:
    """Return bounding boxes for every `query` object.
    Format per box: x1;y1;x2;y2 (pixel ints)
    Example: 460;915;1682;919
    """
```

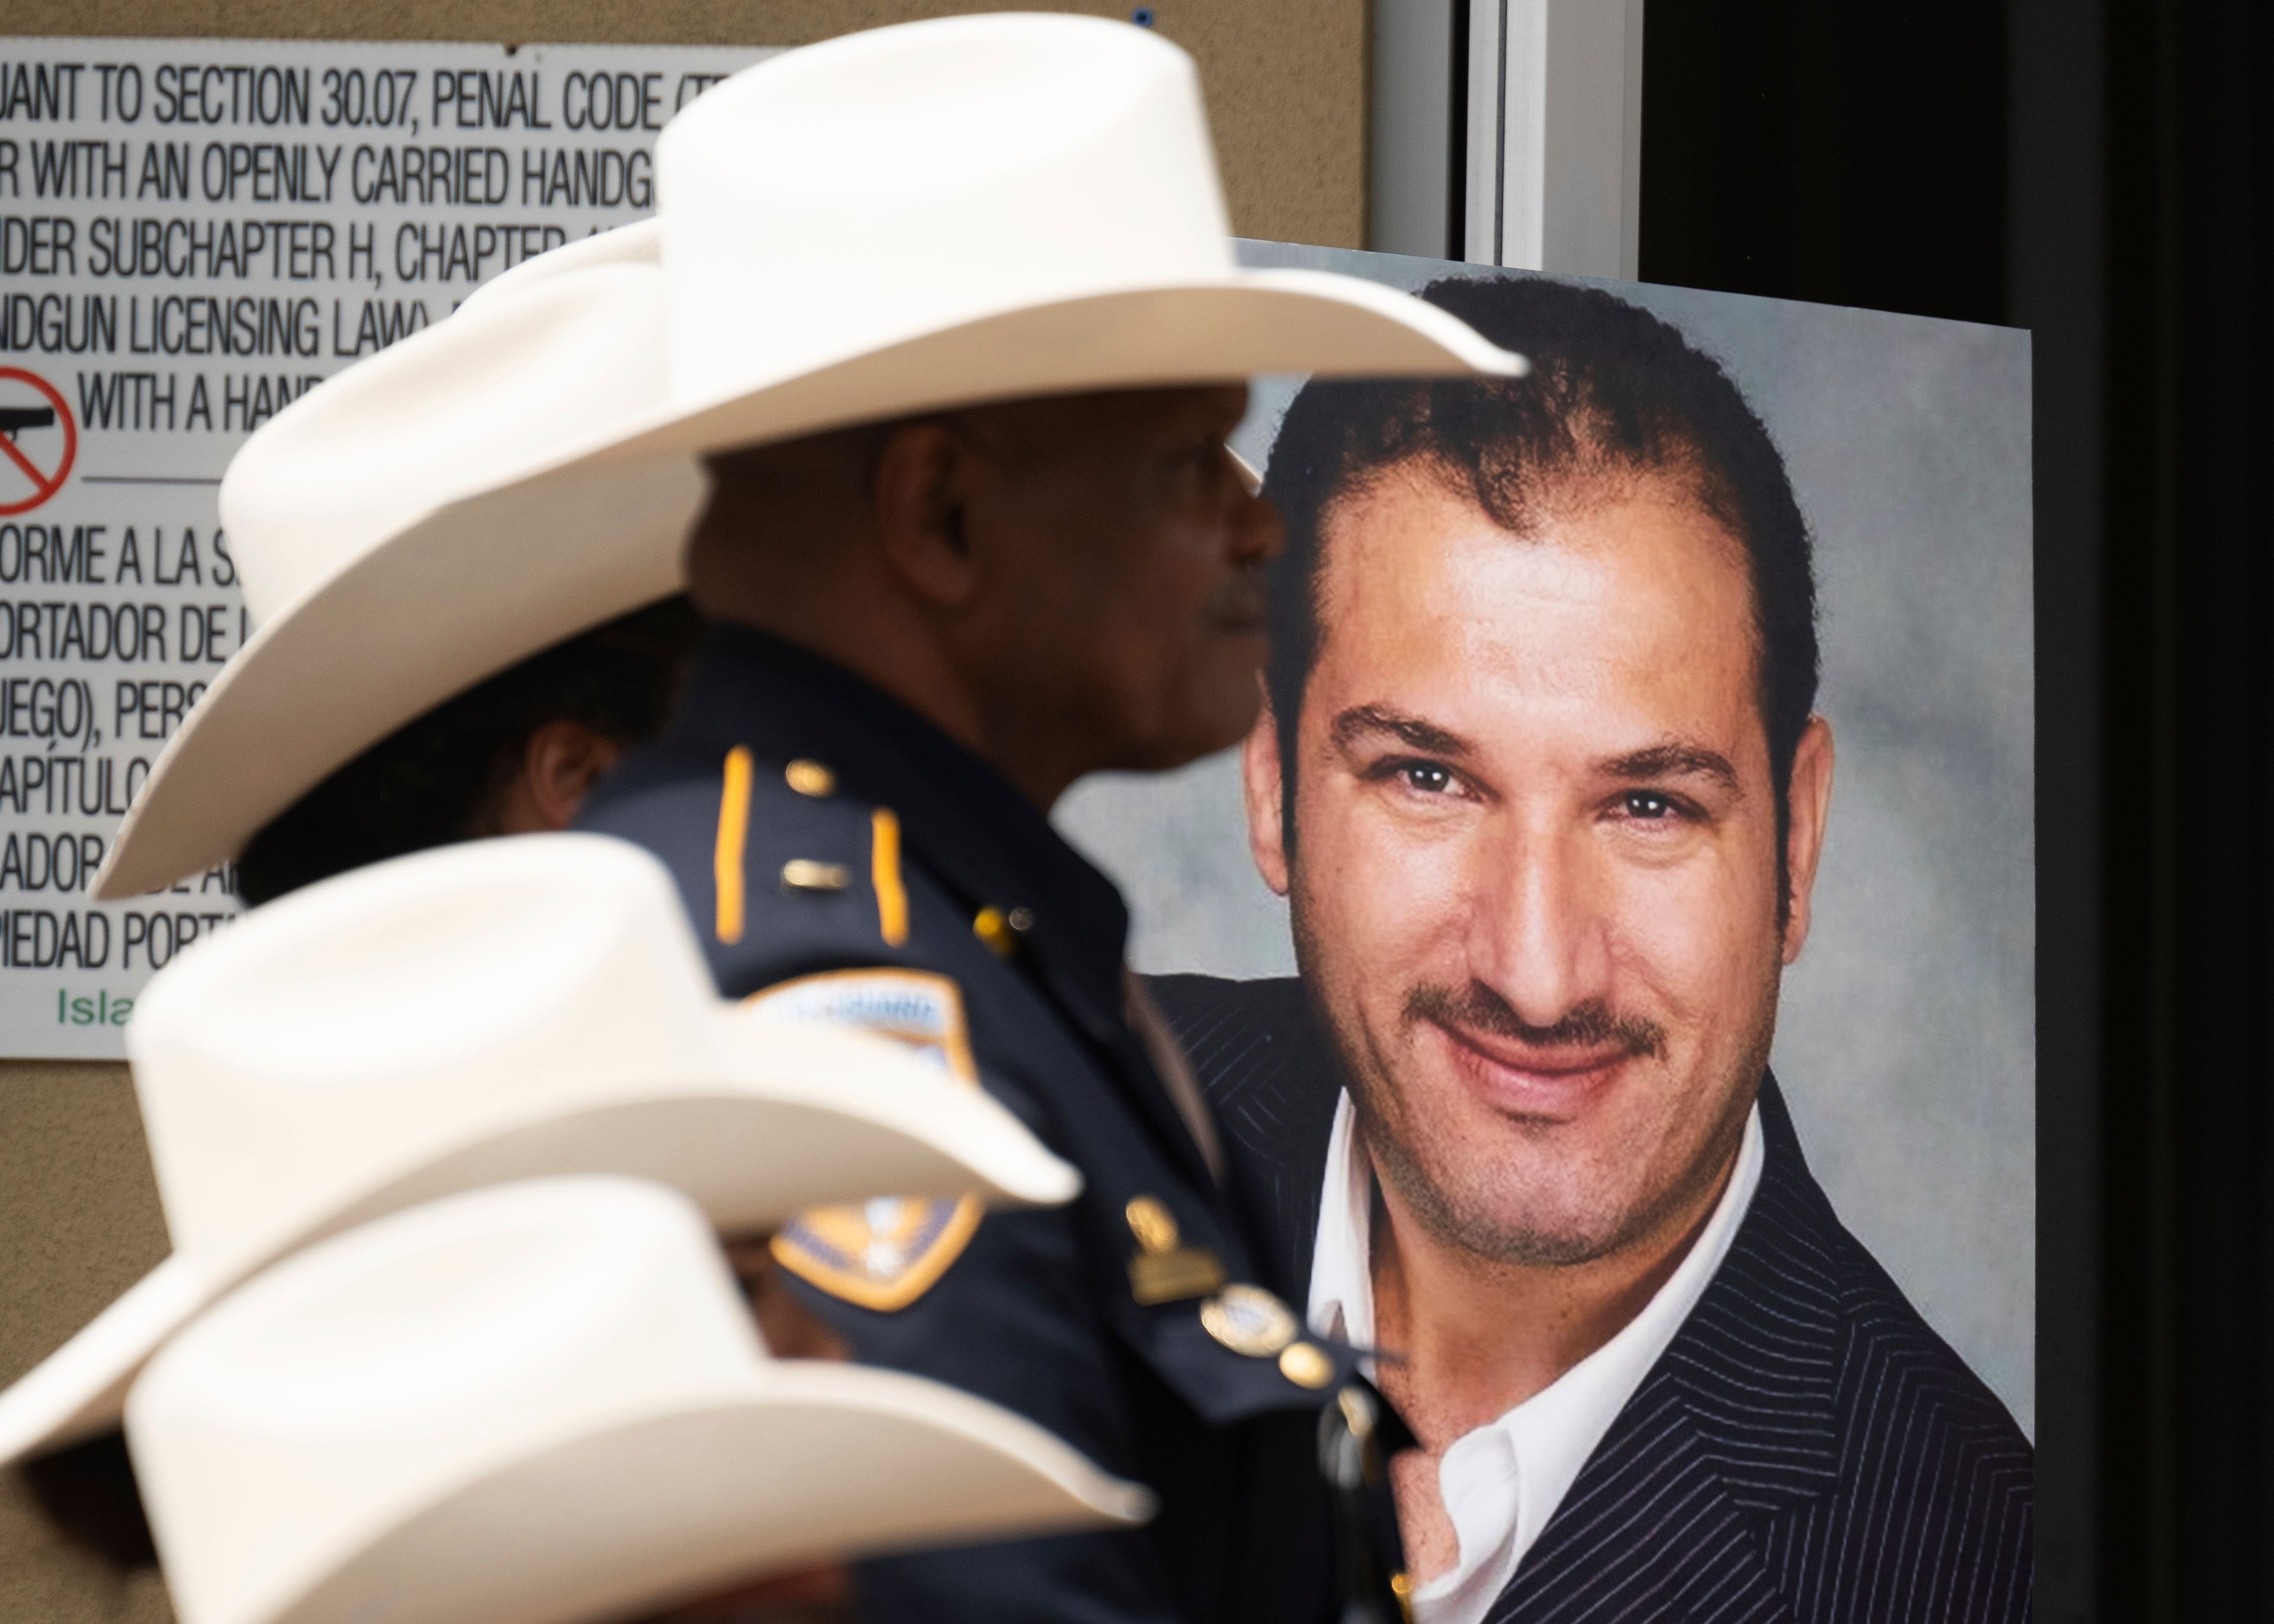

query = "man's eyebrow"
1601;742;1741;791
1329;705;1473;757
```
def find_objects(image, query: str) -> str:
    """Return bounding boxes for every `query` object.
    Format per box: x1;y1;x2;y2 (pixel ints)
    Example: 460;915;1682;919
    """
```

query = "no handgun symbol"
0;368;77;517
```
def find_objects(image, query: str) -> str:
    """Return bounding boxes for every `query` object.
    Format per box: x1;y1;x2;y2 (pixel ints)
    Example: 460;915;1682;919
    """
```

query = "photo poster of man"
1062;240;2035;1448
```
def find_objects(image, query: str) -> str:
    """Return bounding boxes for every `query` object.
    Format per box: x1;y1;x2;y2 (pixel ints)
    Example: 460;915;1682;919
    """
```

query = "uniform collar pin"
974;905;1034;957
784;758;835;797
1125;1195;1227;1305
1278;1341;1335;1389
782;859;851;892
1125;1196;1179;1253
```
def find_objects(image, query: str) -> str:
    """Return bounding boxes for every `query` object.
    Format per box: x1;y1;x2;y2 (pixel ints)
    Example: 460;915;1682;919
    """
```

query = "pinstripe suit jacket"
1149;974;2034;1624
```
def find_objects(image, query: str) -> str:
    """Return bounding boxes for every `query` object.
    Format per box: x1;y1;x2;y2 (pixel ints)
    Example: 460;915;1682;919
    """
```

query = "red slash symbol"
0;368;78;516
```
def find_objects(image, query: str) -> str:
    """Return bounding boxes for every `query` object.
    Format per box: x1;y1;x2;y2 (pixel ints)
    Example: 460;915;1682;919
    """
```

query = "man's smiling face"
1246;461;1832;1268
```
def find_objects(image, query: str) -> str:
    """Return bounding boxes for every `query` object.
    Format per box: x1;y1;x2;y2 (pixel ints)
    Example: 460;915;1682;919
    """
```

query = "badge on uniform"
753;970;983;1311
1124;1195;1227;1305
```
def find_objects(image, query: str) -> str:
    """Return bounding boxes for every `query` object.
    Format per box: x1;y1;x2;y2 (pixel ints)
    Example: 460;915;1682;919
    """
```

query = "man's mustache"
1404;981;1668;1062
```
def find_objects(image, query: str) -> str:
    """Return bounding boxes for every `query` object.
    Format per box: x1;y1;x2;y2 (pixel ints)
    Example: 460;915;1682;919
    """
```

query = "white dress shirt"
1308;1092;1764;1624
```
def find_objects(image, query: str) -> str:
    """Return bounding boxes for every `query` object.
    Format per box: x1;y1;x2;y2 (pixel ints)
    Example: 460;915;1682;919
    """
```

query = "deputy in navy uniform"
582;391;1405;1623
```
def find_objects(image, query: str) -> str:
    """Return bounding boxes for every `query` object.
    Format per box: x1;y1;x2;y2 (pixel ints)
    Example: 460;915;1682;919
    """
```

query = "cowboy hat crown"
661;13;1242;400
129;1176;1150;1624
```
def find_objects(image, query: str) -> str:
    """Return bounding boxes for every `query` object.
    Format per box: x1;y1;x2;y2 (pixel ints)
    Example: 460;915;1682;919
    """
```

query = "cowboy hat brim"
95;263;1521;901
605;265;1527;465
0;1254;206;1474
90;455;705;902
0;1022;1080;1465
178;1364;1152;1624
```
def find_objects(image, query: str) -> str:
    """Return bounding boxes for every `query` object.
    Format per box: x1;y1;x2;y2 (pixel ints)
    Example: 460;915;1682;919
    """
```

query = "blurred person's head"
236;597;701;906
23;597;712;1572
690;385;1283;810
1244;277;1831;1275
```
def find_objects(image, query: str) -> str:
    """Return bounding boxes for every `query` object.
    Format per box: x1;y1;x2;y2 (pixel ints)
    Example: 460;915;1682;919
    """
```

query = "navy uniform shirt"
579;625;1369;1624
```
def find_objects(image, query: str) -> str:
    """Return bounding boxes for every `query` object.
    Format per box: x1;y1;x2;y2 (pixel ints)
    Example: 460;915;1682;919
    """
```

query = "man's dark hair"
235;597;702;906
1263;275;1819;886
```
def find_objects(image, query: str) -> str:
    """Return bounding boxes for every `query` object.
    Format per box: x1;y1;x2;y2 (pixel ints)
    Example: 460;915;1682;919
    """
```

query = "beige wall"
0;1063;172;1623
0;4;1366;1618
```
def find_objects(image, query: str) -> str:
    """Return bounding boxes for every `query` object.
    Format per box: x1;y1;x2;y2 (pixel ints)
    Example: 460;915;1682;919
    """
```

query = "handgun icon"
0;407;57;442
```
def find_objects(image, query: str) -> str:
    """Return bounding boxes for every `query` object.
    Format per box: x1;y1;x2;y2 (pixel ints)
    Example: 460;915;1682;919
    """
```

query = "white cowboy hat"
3;834;1078;1467
93;11;1523;901
129;1175;1152;1624
89;247;702;902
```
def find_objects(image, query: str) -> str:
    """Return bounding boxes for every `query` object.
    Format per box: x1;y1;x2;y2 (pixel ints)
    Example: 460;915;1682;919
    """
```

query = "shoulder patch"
752;970;982;1311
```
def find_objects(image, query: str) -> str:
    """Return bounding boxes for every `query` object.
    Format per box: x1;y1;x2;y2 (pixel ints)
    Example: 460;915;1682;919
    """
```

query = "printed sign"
0;37;775;1057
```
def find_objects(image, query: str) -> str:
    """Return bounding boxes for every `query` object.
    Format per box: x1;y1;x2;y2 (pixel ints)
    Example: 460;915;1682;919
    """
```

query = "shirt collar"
1308;1091;1766;1624
670;623;1136;1045
1307;1086;1379;1352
